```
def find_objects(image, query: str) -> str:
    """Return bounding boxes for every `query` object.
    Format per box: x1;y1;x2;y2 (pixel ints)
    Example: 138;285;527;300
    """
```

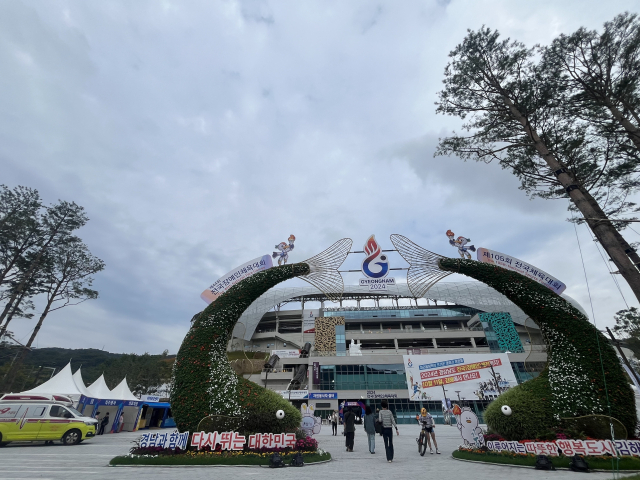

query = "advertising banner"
312;362;320;384
477;248;566;294
275;390;309;400
200;255;273;304
270;350;300;359
303;309;319;333
403;354;516;401
486;439;638;457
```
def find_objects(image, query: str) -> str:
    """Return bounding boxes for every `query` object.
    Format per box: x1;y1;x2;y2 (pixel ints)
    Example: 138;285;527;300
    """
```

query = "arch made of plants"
171;263;310;433
438;257;636;440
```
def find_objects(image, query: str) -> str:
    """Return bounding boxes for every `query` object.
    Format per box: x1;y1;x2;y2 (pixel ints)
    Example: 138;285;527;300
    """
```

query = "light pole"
441;385;450;425
489;365;502;396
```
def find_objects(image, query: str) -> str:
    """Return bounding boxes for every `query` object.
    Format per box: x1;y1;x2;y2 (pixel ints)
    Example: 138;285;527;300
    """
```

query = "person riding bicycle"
416;408;440;454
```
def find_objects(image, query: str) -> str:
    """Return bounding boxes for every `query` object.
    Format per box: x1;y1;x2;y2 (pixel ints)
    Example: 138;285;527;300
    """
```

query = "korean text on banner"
275;390;309;400
403;354;516;401
303;309;319;333
200;255;273;304
477;248;566;294
270;350;300;358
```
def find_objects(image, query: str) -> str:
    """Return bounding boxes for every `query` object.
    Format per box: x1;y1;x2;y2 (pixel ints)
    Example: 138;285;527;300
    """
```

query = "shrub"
440;258;636;439
483;369;555;440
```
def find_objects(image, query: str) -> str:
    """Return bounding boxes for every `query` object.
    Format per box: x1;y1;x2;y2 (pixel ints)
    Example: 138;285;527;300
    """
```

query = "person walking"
378;400;399;463
331;410;338;436
98;412;110;435
344;405;356;452
364;405;376;454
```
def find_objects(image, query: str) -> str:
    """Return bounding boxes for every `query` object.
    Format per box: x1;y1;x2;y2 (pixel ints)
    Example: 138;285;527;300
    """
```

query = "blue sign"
418;358;464;371
309;392;337;399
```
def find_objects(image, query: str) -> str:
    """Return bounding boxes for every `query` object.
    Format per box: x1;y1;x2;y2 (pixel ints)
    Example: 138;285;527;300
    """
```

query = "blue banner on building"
309;392;338;399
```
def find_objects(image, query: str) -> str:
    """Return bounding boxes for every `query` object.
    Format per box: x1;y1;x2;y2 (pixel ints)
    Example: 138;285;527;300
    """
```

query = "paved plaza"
0;425;631;480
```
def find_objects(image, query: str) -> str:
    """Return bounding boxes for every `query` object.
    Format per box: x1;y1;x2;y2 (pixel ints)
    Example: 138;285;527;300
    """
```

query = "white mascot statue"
456;406;485;447
300;403;322;436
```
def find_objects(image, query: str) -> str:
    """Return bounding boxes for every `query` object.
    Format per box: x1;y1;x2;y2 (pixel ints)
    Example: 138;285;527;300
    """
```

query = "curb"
108;458;333;468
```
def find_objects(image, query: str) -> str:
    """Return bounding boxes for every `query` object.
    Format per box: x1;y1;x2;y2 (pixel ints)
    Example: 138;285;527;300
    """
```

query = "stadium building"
229;282;587;424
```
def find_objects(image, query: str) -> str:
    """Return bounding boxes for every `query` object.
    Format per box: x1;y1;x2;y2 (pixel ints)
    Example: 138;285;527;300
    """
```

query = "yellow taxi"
0;394;98;446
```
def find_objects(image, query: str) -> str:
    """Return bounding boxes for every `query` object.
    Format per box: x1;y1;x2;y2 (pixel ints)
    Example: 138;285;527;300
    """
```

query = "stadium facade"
229;282;587;424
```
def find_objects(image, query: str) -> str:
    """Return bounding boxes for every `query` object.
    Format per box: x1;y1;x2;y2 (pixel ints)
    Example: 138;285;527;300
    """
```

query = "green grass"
452;449;640;471
109;451;331;466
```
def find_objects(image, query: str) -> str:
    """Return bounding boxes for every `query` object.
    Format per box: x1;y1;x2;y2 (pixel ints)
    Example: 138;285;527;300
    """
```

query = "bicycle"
416;420;430;456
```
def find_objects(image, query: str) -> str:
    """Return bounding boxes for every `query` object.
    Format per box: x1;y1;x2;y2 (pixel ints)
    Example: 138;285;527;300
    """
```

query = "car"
0;394;98;446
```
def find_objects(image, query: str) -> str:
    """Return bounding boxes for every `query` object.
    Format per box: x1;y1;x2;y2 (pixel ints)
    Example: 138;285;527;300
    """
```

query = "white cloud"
2;0;638;354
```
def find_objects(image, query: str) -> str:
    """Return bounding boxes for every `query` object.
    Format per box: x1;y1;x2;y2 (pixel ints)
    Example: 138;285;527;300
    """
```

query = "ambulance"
0;394;98;446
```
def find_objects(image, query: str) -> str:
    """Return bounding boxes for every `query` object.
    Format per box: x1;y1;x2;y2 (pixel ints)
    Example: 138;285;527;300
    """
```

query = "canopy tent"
136;401;175;429
87;374;113;399
109;377;138;401
72;368;91;397
78;376;143;433
21;362;84;400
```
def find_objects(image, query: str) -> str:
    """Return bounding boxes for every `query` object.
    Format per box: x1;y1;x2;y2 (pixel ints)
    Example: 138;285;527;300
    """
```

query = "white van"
0;394;98;446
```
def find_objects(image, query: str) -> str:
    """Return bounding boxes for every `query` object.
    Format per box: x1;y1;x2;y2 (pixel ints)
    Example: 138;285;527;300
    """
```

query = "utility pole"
606;327;640;388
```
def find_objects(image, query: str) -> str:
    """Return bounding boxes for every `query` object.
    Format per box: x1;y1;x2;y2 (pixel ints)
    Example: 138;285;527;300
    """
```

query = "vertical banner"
312;362;320;384
201;255;273;304
303;309;319;333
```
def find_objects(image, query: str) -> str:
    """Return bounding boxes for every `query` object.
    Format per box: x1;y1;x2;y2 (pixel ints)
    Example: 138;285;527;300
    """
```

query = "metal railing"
309;346;491;357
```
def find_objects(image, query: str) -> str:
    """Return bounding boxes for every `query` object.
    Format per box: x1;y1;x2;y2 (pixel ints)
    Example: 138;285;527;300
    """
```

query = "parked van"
0;394;98;446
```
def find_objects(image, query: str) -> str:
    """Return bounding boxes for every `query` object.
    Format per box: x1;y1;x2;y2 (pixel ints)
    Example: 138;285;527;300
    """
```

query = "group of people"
329;401;440;462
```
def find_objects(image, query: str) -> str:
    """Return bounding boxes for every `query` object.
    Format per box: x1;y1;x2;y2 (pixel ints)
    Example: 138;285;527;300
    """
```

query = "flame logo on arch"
362;235;389;279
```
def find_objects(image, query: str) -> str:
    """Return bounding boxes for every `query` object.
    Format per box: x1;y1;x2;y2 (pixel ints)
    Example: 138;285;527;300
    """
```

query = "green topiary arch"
170;238;352;434
170;263;308;433
438;258;636;440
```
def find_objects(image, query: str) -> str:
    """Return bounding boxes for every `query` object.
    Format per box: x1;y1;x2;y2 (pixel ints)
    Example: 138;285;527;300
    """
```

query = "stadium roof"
232;282;586;341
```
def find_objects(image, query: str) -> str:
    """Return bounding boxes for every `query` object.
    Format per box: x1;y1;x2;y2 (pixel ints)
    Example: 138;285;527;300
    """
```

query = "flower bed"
109;450;331;466
110;433;328;467
453;448;640;470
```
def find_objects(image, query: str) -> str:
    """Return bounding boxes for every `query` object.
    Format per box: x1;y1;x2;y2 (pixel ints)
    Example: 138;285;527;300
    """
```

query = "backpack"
269;453;285;468
570;455;589;473
534;455;555;470
290;452;304;467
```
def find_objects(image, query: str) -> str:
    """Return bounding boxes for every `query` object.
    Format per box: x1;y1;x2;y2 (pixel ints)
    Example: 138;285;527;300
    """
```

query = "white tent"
87;374;113;399
21;362;83;398
110;377;138;401
72;367;91;397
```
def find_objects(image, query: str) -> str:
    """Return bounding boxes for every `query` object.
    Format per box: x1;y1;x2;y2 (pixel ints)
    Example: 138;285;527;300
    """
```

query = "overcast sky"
2;0;639;355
